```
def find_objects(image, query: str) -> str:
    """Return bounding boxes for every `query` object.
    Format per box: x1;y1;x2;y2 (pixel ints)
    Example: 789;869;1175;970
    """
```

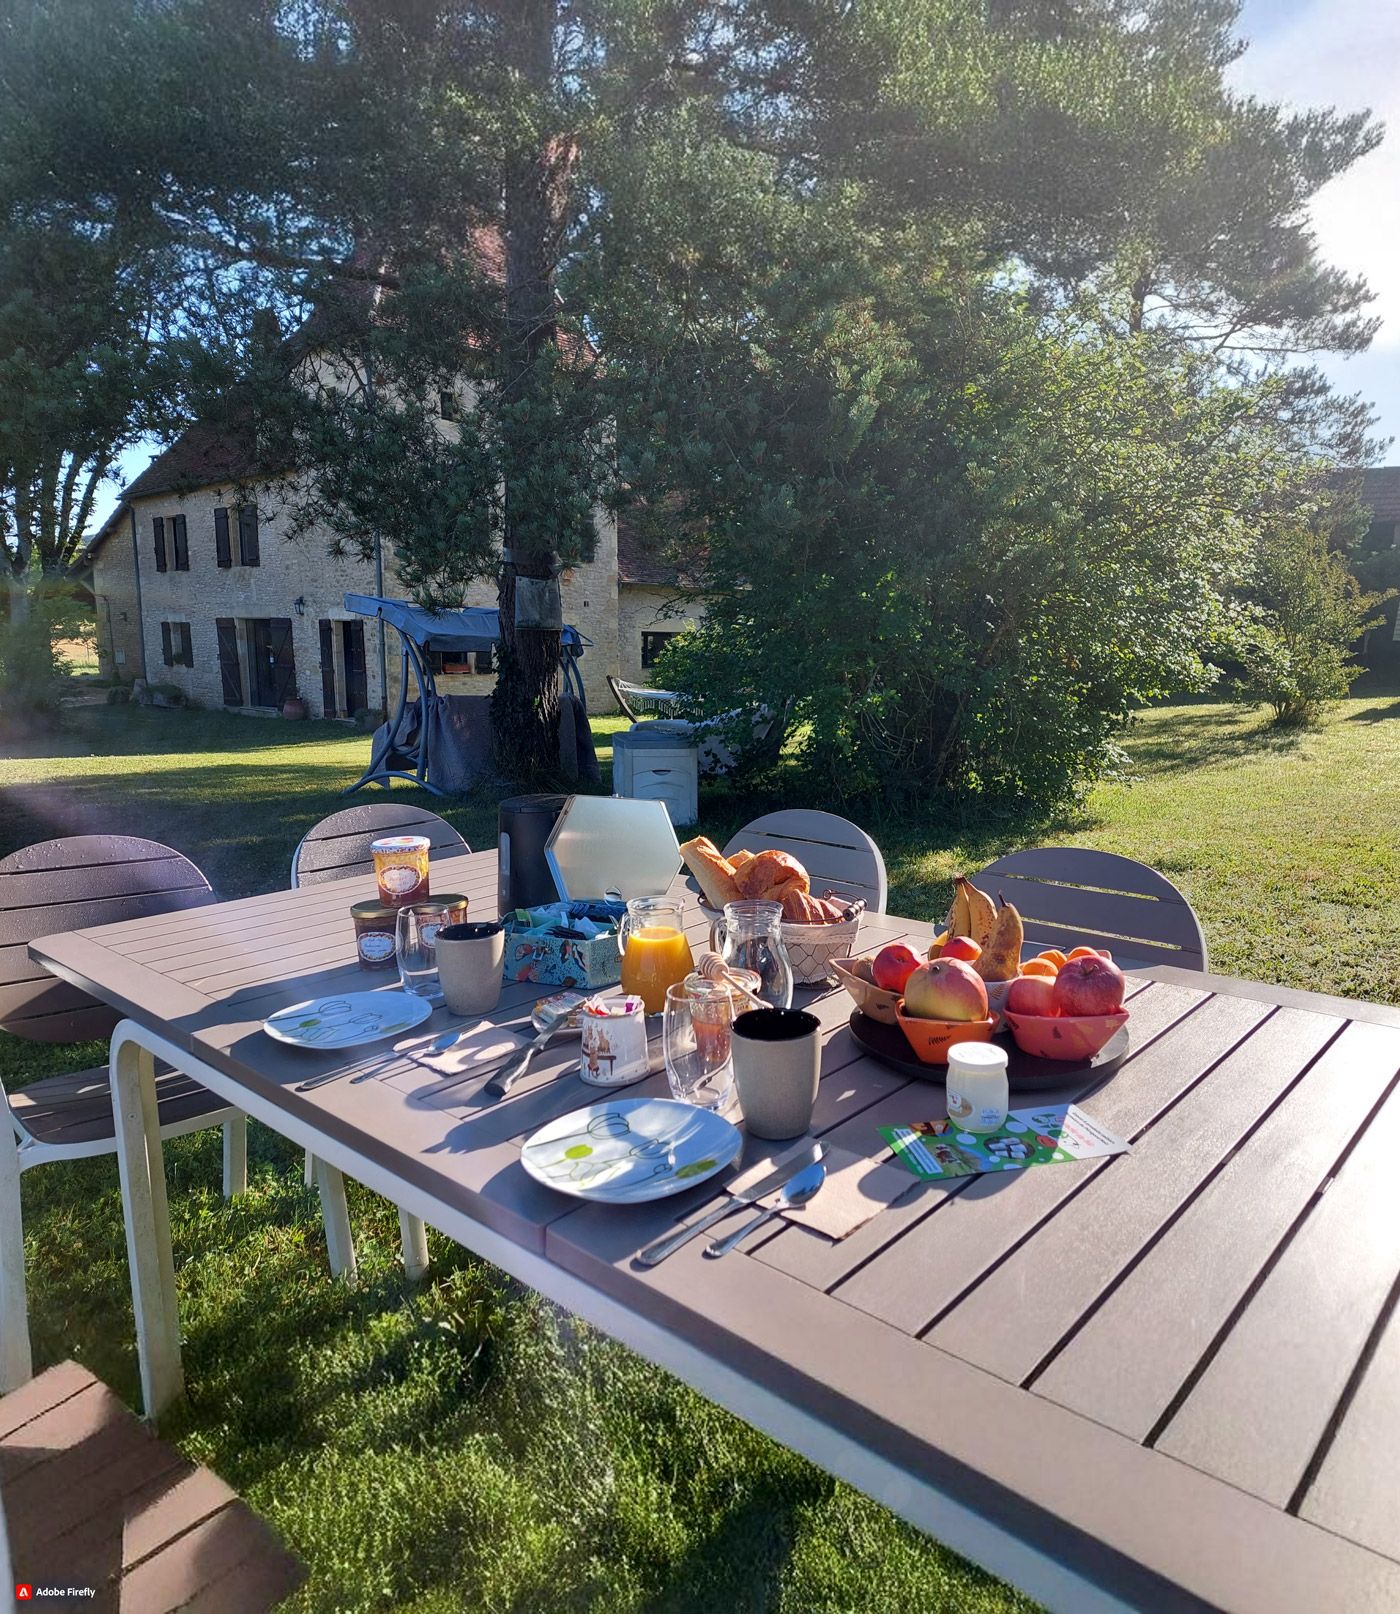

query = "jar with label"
351;901;399;971
371;835;431;906
945;1043;1010;1134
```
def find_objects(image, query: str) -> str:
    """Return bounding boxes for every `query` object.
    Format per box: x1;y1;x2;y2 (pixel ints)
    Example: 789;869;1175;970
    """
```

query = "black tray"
847;1010;1129;1091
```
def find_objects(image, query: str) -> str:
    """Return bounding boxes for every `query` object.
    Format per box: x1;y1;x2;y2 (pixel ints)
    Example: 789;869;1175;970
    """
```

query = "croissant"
734;849;809;905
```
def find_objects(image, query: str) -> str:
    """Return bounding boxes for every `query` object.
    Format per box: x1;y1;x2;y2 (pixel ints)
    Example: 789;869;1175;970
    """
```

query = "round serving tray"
848;1009;1129;1090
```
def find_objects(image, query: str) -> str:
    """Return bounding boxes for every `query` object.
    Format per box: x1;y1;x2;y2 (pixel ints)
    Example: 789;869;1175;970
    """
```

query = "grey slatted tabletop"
29;850;1400;1612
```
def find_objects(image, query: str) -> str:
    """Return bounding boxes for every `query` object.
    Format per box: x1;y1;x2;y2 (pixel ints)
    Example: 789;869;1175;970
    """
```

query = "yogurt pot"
371;835;432;906
945;1042;1010;1134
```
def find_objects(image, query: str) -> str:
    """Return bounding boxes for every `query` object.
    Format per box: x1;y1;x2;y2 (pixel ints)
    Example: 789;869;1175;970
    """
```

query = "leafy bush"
1234;524;1391;725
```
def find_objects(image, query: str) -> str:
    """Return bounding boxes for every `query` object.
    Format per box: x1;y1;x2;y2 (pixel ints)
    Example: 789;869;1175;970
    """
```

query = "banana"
957;875;998;950
944;880;969;941
975;897;1024;982
927;928;949;960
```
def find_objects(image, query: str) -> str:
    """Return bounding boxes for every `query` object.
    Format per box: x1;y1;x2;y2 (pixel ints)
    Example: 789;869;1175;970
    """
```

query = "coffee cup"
435;921;505;1016
731;1007;821;1139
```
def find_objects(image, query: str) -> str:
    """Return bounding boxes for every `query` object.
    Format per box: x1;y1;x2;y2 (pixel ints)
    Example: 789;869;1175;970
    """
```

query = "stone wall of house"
616;585;704;687
91;518;147;682
92;478;625;717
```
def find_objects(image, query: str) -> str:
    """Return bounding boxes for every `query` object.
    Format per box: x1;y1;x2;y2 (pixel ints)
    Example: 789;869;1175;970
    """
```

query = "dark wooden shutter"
153;517;168;573
214;507;231;568
160;622;173;666
341;620;367;713
267;618;295;705
238;505;260;566
172;515;189;571
216;619;242;704
318;620;337;716
178;623;193;666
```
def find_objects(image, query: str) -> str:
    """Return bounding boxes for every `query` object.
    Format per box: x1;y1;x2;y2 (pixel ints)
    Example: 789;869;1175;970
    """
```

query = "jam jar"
370;834;432;906
351;901;399;971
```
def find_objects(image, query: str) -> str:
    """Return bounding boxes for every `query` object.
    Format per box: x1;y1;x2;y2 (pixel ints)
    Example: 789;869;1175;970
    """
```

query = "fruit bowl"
830;955;902;1025
894;1002;997;1066
1003;1008;1129;1062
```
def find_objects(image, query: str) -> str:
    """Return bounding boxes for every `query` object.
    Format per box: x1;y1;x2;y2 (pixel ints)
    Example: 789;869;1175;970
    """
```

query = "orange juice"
621;926;695;1014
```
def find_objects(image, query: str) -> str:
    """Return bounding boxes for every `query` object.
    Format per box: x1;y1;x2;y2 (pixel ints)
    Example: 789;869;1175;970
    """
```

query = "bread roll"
734;849;809;904
783;891;851;923
679;836;741;909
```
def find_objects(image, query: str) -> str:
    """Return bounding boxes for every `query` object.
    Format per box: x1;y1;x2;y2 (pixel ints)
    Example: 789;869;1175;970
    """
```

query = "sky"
95;0;1400;530
1232;0;1400;458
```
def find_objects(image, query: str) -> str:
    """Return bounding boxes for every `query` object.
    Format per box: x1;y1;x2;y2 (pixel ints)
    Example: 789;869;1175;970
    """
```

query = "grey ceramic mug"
731;1008;822;1139
435;921;505;1016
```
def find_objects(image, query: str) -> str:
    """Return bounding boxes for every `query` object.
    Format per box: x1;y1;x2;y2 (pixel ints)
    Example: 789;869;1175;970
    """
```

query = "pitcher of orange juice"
618;896;695;1014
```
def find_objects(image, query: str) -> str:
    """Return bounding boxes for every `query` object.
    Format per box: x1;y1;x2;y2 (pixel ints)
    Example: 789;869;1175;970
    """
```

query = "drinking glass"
396;900;451;999
663;979;737;1111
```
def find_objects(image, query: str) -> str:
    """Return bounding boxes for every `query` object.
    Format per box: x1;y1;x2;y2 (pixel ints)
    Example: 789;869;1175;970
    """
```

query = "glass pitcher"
618;895;695;1014
709;900;793;1009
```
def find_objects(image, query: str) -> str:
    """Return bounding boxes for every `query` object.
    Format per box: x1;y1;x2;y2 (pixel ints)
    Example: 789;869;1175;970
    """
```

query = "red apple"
872;943;922;994
1052;954;1126;1017
941;935;982;964
903;958;989;1022
1006;974;1058;1017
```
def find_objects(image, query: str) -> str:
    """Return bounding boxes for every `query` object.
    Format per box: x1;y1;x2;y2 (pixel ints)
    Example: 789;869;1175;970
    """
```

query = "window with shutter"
153;517;168;572
179;623;193;666
238;505;260;566
172;514;189;571
214;507;231;567
160;622;173;665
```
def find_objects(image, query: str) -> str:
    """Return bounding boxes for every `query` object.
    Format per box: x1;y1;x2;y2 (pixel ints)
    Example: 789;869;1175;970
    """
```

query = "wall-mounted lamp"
293;596;306;617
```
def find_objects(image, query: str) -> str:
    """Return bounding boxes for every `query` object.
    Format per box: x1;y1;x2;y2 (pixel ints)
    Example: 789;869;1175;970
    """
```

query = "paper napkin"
727;1144;919;1242
403;1021;527;1078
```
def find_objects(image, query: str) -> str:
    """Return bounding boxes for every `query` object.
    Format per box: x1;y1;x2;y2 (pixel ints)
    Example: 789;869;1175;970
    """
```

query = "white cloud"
1232;0;1400;350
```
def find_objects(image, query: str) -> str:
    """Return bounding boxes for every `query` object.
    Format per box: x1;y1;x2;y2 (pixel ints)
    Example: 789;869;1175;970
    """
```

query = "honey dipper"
693;951;767;1011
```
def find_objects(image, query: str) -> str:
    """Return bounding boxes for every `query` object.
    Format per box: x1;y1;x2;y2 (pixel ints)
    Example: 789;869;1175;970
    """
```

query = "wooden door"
250;618;295;708
318;619;338;716
215;618;242;706
341;620;367;714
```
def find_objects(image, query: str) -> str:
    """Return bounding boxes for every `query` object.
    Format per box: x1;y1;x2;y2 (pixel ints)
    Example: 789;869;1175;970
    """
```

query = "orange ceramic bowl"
894;1002;997;1065
1003;1008;1129;1062
831;955;903;1026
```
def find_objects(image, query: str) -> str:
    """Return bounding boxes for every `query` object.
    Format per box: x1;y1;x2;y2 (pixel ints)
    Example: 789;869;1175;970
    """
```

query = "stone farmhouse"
86;271;701;721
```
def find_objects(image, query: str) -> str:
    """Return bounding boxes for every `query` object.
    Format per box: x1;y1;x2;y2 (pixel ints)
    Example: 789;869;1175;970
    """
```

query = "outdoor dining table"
29;848;1400;1612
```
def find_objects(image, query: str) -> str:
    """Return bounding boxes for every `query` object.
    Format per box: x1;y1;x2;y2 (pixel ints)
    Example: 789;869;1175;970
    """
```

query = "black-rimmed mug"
435;921;505;1016
731;1007;821;1138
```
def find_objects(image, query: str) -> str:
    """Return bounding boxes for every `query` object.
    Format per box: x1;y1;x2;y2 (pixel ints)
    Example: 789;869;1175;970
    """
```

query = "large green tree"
0;0;1381;783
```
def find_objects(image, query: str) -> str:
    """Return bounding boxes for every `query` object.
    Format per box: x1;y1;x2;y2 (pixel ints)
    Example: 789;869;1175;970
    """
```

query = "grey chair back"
291;803;468;888
725;810;888;913
0;836;215;1042
971;847;1207;972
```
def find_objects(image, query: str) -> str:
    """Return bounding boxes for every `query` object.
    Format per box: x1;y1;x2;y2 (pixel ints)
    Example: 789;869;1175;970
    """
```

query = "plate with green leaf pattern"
263;991;433;1050
521;1097;742;1203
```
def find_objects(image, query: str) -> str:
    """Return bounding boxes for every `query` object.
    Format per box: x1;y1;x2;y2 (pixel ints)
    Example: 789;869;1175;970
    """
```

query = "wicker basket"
781;910;865;985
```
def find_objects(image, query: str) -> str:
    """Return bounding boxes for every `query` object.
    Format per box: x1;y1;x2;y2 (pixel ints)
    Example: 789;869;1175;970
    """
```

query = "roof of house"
1353;466;1400;523
615;508;706;590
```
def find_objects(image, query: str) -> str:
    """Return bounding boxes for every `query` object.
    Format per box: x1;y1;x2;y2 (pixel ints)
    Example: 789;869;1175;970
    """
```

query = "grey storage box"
611;723;700;826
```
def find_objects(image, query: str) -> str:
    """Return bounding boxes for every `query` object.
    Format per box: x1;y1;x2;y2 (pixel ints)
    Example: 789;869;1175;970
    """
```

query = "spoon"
703;1157;827;1258
348;1024;465;1084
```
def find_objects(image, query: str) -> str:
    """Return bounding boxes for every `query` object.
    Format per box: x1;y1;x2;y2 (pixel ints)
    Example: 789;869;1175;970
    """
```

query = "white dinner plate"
520;1097;742;1203
263;991;433;1050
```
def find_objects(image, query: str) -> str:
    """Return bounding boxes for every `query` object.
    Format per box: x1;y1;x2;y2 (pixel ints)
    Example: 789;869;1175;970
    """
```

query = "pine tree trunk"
493;0;578;779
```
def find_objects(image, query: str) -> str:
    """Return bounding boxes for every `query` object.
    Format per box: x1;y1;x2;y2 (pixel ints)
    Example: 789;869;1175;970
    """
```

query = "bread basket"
781;908;865;985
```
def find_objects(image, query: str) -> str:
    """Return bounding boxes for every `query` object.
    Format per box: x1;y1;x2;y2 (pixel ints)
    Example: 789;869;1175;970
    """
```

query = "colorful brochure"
880;1103;1129;1180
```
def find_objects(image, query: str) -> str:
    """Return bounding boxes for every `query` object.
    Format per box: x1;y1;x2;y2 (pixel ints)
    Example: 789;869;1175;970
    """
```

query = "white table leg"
222;1114;248;1197
0;1120;33;1392
315;1159;358;1285
398;1211;429;1282
110;1023;184;1419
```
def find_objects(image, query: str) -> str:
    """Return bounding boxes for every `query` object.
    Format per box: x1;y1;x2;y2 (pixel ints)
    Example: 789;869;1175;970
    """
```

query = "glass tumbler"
396;900;451;1000
663;979;737;1112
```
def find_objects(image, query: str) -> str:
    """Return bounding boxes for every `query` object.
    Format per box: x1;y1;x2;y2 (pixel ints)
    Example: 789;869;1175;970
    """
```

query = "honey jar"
371;834;431;906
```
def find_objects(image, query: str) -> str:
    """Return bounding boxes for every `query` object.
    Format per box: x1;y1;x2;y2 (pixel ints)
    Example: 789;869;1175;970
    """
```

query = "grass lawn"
3;684;1399;1611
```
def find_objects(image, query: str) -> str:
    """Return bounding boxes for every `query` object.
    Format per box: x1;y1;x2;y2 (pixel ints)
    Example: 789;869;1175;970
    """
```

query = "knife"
635;1140;825;1267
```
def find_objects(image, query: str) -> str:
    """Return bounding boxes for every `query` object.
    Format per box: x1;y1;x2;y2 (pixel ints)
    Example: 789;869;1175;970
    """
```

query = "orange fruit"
1021;958;1059;978
1036;949;1068;969
1068;946;1106;960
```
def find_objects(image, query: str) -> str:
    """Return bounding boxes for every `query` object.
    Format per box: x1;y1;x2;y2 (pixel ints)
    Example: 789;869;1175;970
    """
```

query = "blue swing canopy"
342;593;590;795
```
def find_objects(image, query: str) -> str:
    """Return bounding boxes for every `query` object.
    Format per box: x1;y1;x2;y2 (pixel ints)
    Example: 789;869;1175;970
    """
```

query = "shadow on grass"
1347;698;1400;724
1118;709;1306;776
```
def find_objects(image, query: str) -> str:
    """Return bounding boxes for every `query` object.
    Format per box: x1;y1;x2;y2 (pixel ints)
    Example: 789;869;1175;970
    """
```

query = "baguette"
679;836;742;909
